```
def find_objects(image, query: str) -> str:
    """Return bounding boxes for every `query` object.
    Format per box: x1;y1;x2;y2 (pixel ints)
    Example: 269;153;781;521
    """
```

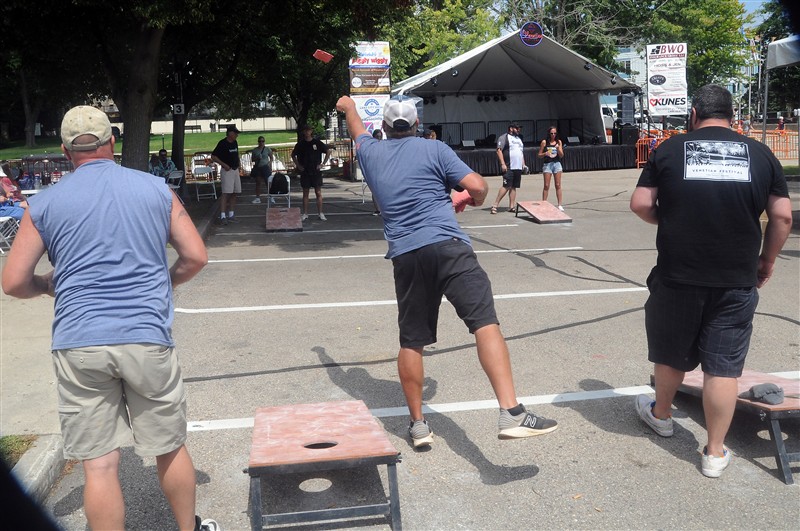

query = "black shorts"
300;170;323;190
502;169;522;189
392;238;499;348
644;270;759;377
251;164;271;184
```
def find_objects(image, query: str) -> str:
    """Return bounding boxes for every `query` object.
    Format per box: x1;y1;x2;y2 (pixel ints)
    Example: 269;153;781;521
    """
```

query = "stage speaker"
567;136;580;145
612;126;639;145
617;94;635;126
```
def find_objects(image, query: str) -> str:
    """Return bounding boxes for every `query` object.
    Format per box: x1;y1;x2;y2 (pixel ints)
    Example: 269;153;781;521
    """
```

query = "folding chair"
0;216;20;255
265;173;291;213
166;170;185;204
190;166;218;201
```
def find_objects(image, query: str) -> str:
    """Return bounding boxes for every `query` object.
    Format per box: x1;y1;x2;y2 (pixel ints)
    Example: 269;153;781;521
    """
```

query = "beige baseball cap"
61;106;112;152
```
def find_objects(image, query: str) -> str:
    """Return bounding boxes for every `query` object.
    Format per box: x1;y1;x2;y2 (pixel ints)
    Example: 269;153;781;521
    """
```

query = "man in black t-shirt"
211;125;241;224
630;84;792;478
291;125;331;221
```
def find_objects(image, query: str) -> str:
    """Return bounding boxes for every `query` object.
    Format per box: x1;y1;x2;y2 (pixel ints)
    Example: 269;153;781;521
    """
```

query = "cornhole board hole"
247;400;402;530
265;207;302;232
672;369;800;485
515;201;572;224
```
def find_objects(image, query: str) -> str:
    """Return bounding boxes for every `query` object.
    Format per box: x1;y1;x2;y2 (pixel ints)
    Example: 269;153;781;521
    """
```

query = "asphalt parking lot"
3;168;799;530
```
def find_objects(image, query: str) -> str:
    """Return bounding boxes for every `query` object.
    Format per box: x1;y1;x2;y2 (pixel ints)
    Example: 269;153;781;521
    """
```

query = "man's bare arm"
168;194;208;286
630;186;658;225
757;194;792;288
458;172;489;207
2;212;53;298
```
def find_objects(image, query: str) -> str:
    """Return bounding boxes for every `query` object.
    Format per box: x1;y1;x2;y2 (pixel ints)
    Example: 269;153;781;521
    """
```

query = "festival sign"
350;41;391;95
519;22;543;47
646;43;688;116
351;95;391;134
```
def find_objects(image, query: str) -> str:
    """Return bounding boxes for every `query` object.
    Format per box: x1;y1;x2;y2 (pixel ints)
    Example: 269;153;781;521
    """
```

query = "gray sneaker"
498;406;558;439
635;394;673;437
408;419;433;448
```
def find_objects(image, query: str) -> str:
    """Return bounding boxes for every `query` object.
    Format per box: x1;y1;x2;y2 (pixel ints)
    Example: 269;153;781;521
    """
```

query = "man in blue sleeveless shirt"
2;106;218;530
336;95;558;449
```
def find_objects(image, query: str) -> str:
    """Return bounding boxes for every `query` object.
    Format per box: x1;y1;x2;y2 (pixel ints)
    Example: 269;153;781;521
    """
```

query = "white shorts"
220;167;241;194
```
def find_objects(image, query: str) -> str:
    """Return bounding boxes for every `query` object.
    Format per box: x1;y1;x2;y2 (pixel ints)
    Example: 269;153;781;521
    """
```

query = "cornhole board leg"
671;369;800;485
266;207;302;232
515;201;572;223
248;400;402;529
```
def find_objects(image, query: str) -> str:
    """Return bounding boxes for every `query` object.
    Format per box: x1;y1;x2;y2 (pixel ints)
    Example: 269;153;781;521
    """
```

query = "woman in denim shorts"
538;126;565;211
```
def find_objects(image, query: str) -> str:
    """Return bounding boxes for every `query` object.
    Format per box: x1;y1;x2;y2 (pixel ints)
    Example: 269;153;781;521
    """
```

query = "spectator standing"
150;149;177;179
490;123;524;214
538;126;565;211
630;85;792;478
292;125;331;221
1;106;217;529
211;124;242;224
250;136;274;204
337;95;558;449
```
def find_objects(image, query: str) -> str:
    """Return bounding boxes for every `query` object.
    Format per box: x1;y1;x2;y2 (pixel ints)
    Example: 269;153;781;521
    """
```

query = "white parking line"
215;224;520;236
175;287;647;314
208;247;583;264
186;371;800;432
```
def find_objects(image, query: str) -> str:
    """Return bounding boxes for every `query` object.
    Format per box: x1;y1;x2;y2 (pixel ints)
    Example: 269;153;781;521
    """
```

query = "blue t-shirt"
28;159;175;349
355;133;474;258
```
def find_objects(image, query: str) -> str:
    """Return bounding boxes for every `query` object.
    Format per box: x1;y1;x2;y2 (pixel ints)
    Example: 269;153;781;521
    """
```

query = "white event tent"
761;34;800;165
392;30;638;144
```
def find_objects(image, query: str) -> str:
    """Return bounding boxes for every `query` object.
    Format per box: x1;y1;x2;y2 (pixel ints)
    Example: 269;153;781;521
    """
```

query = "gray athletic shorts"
644;270;759;377
52;343;187;460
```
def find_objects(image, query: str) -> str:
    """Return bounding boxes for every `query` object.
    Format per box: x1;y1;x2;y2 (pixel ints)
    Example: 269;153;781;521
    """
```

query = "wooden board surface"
266;207;303;232
249;401;398;468
516;201;572;224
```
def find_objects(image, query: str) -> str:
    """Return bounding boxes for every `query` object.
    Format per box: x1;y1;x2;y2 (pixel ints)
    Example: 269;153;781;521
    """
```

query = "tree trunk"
171;112;187;171
119;26;166;171
19;69;40;148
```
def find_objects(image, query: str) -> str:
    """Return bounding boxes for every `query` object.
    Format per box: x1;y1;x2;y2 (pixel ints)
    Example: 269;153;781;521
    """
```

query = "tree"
644;0;750;92
756;0;800;117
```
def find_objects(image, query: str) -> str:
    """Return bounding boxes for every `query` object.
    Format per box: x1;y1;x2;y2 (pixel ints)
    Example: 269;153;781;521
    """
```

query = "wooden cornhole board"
247;400;402;530
515;201;572;224
265;207;302;232
675;369;800;485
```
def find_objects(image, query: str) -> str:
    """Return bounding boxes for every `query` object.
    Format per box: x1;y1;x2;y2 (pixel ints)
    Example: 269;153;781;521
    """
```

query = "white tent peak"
393;29;638;97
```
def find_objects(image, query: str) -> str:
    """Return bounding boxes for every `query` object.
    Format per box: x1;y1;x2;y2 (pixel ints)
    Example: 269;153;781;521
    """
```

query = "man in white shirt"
490;123;525;214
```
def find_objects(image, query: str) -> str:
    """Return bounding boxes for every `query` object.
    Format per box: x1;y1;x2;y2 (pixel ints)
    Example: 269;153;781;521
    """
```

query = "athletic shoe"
372;210;380;216
196;515;221;531
227;216;239;224
301;214;308;221
319;213;327;221
701;446;731;478
408;419;433;448
498;406;558;439
251;197;262;204
215;217;228;226
270;197;276;204
558;205;565;212
635;394;673;437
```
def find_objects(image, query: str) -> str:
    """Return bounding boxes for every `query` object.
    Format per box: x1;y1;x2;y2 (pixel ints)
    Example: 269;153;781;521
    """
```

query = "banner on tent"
646;43;688;116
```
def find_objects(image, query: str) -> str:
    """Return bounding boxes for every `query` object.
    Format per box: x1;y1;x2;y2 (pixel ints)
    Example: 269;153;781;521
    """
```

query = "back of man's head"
383;97;418;138
61;106;113;153
692;84;734;122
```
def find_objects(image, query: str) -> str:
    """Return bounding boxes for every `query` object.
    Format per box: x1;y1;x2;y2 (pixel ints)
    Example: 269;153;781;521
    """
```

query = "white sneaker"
634;394;673;437
270;197;276;204
701;446;731;478
251;197;261;204
557;205;565;212
301;214;308;221
319;213;327;221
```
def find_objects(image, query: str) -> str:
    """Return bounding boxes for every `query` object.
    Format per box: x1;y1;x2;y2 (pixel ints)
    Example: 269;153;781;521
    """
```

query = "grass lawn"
0;131;298;160
0;434;37;468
